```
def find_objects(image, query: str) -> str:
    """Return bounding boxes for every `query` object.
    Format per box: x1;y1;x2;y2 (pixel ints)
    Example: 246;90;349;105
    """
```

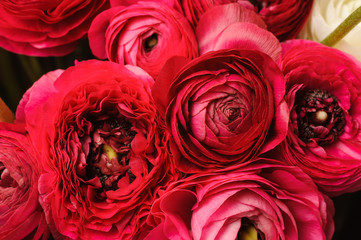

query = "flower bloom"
88;1;198;78
20;60;175;239
195;3;281;60
177;0;313;41
275;39;361;196
253;0;314;41
0;123;50;240
152;49;288;173
177;0;253;27
140;161;335;240
298;0;361;62
0;0;108;57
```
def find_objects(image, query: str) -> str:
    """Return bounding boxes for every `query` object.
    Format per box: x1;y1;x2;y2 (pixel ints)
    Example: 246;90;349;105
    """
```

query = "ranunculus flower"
152;49;288;173
177;0;255;27
20;60;176;239
0;0;108;56
275;39;361;196
252;0;314;41
177;0;313;41
298;0;361;62
0;123;50;239
88;1;198;78
140;160;335;239
196;3;281;61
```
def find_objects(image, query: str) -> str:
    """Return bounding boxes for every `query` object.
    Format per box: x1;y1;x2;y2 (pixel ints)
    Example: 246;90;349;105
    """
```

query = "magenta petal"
196;3;281;61
196;3;267;42
88;7;124;59
16;69;63;124
205;22;282;61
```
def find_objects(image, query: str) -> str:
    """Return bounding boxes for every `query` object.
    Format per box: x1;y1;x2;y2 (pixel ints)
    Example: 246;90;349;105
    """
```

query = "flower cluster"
0;0;360;239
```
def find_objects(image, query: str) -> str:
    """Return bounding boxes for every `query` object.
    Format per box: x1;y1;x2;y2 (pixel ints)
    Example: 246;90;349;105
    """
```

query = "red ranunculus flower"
275;40;361;196
0;0;108;56
88;1;198;78
140;160;334;239
152;49;288;173
19;60;176;239
253;0;314;41
0;123;50;240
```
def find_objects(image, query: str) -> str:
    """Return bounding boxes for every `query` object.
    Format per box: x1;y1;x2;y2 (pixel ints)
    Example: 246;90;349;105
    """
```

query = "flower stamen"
238;218;263;240
84;117;137;192
143;33;158;52
296;89;346;145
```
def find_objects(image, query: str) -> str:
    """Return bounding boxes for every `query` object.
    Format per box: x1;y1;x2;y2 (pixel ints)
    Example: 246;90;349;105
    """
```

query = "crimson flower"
0;0;108;56
0;123;50;240
274;40;361;196
152;49;288;173
19;60;176;239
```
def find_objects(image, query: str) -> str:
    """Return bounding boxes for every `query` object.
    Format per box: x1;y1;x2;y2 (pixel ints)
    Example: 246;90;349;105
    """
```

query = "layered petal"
152;49;288;173
140;160;334;240
20;60;177;239
0;0;108;56
0;123;50;239
275;40;361;196
88;1;198;78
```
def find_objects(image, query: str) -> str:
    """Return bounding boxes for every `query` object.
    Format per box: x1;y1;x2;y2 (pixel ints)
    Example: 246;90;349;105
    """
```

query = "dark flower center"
238;218;263;240
295;89;346;145
226;107;241;122
249;0;265;12
85;117;136;192
143;33;158;52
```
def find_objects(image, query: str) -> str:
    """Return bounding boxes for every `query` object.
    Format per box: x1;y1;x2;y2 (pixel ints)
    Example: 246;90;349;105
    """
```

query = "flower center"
238;218;263;240
226;107;241;122
85;117;136;191
143;33;158;52
295;89;346;145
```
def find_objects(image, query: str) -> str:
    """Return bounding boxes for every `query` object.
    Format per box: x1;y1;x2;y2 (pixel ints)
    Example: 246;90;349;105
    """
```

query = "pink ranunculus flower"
88;1;198;78
140;160;335;239
275;39;361;196
176;0;255;27
20;60;177;239
152;49;288;173
0;0;109;56
196;3;281;61
177;0;313;41
0;123;50;240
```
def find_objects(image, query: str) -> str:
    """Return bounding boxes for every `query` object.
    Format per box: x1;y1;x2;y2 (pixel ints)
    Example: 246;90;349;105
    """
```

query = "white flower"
298;0;361;62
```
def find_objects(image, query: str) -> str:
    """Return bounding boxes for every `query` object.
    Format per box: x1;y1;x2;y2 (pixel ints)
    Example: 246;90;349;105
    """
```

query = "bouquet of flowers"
0;0;361;239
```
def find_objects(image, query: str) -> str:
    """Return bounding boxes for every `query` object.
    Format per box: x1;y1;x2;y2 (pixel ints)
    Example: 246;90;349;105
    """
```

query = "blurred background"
1;40;361;240
0;39;93;113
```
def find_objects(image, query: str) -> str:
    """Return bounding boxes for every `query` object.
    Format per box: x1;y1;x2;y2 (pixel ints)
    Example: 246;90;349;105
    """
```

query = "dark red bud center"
85;117;137;192
295;89;345;145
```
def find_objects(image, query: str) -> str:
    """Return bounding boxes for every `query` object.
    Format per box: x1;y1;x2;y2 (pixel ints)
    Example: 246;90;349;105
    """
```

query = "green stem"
321;5;361;47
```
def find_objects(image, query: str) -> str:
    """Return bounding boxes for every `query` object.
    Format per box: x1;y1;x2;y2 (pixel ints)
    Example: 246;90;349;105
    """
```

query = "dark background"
1;41;361;239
